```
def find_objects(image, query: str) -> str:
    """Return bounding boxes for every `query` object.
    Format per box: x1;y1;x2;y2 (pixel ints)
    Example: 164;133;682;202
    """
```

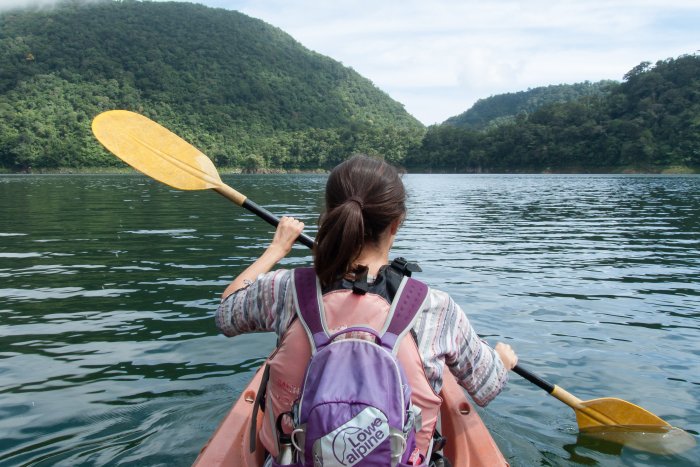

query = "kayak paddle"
514;364;668;428
91;110;314;248
91;110;695;454
513;364;695;454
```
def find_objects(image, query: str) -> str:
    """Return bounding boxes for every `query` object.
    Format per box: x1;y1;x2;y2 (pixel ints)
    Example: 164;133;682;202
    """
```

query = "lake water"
1;173;699;466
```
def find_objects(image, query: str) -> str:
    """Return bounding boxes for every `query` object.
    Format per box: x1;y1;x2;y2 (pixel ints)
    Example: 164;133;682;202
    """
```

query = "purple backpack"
286;267;429;467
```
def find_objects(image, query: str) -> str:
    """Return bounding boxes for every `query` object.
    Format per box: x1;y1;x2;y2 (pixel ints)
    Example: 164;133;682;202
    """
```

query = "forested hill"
1;1;698;174
0;0;423;171
407;55;700;173
443;81;616;130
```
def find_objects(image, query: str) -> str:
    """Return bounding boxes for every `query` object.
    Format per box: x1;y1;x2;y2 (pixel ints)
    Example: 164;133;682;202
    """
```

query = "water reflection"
578;425;696;456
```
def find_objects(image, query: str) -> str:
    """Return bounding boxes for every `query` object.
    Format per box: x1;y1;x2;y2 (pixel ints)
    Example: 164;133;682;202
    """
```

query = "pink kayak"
194;365;509;466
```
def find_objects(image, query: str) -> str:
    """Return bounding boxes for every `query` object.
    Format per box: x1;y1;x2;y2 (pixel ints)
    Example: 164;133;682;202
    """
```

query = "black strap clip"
390;257;422;277
352;267;369;295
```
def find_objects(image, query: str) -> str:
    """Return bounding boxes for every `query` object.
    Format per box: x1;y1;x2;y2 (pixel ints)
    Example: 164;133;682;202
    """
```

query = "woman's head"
314;155;406;286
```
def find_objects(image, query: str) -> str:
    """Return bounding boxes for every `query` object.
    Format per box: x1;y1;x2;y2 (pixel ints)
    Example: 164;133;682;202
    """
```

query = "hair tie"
346;196;364;210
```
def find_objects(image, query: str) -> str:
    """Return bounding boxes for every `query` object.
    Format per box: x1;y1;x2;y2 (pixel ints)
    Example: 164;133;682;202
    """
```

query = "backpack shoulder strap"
292;267;329;353
381;276;429;353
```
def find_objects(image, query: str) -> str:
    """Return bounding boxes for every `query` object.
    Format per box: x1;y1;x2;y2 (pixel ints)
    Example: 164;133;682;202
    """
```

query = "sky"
2;0;699;124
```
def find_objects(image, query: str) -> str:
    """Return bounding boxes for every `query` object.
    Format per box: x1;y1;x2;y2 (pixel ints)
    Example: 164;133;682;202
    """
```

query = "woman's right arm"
221;216;304;299
215;217;303;338
215;269;296;337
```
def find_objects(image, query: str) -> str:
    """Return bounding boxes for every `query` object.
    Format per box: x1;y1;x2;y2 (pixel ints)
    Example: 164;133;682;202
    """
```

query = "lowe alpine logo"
315;407;390;467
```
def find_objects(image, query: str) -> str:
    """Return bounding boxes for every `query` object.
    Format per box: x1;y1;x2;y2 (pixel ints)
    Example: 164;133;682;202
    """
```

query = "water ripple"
1;174;698;466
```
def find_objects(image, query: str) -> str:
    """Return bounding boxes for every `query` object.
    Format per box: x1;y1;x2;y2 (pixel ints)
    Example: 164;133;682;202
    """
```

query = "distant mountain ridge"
406;54;700;173
0;0;422;170
443;81;616;130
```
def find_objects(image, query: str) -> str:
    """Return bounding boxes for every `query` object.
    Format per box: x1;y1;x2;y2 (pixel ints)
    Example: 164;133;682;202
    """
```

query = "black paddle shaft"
513;364;555;394
242;199;315;249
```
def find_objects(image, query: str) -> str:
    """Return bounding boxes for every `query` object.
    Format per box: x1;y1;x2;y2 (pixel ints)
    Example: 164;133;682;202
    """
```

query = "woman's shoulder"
417;284;469;326
225;268;295;303
258;267;294;284
421;283;456;306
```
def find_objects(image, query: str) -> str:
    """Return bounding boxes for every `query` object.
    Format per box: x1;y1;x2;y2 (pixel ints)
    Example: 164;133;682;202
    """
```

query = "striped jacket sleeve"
413;288;508;406
215;269;295;338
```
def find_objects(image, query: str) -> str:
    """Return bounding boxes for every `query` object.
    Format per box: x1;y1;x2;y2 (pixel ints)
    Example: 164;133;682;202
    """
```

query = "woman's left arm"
439;294;510;406
221;216;305;299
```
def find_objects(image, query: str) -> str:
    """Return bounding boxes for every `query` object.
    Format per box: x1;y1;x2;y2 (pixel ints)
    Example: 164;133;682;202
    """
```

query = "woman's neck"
352;250;388;277
352;232;395;277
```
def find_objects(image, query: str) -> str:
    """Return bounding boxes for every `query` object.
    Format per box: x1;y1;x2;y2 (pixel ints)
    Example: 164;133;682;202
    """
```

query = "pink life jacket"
260;268;442;459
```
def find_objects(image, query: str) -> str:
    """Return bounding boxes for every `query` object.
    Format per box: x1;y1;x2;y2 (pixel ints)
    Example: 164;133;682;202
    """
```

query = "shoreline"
1;165;697;175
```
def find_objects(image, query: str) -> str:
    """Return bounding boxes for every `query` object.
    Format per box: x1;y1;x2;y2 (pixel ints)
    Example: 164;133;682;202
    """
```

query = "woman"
216;155;517;463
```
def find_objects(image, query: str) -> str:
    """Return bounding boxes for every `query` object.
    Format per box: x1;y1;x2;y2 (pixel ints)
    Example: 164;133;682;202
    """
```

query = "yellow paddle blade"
548;385;695;453
92;110;223;191
574;397;669;429
515;367;694;454
92;110;248;205
573;397;695;454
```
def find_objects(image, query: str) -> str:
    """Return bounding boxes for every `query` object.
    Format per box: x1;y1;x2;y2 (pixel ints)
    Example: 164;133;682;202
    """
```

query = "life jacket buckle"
391;257;422;277
352;268;369;295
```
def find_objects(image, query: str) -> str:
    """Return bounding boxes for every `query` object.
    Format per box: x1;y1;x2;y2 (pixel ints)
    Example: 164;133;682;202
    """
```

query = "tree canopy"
407;55;700;173
443;81;616;131
0;0;423;171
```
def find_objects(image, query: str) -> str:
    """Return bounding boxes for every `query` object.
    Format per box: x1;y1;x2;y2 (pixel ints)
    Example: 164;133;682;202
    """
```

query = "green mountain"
2;1;697;174
443;81;616;130
0;0;423;171
406;54;700;173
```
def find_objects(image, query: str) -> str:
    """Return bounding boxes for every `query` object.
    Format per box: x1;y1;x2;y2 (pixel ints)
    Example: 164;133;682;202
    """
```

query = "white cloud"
0;0;56;8
0;0;101;11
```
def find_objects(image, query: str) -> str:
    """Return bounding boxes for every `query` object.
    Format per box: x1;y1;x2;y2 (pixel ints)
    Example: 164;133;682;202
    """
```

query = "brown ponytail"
314;155;406;287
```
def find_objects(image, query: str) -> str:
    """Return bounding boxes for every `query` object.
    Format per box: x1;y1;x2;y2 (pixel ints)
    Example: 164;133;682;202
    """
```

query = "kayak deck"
194;366;508;466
